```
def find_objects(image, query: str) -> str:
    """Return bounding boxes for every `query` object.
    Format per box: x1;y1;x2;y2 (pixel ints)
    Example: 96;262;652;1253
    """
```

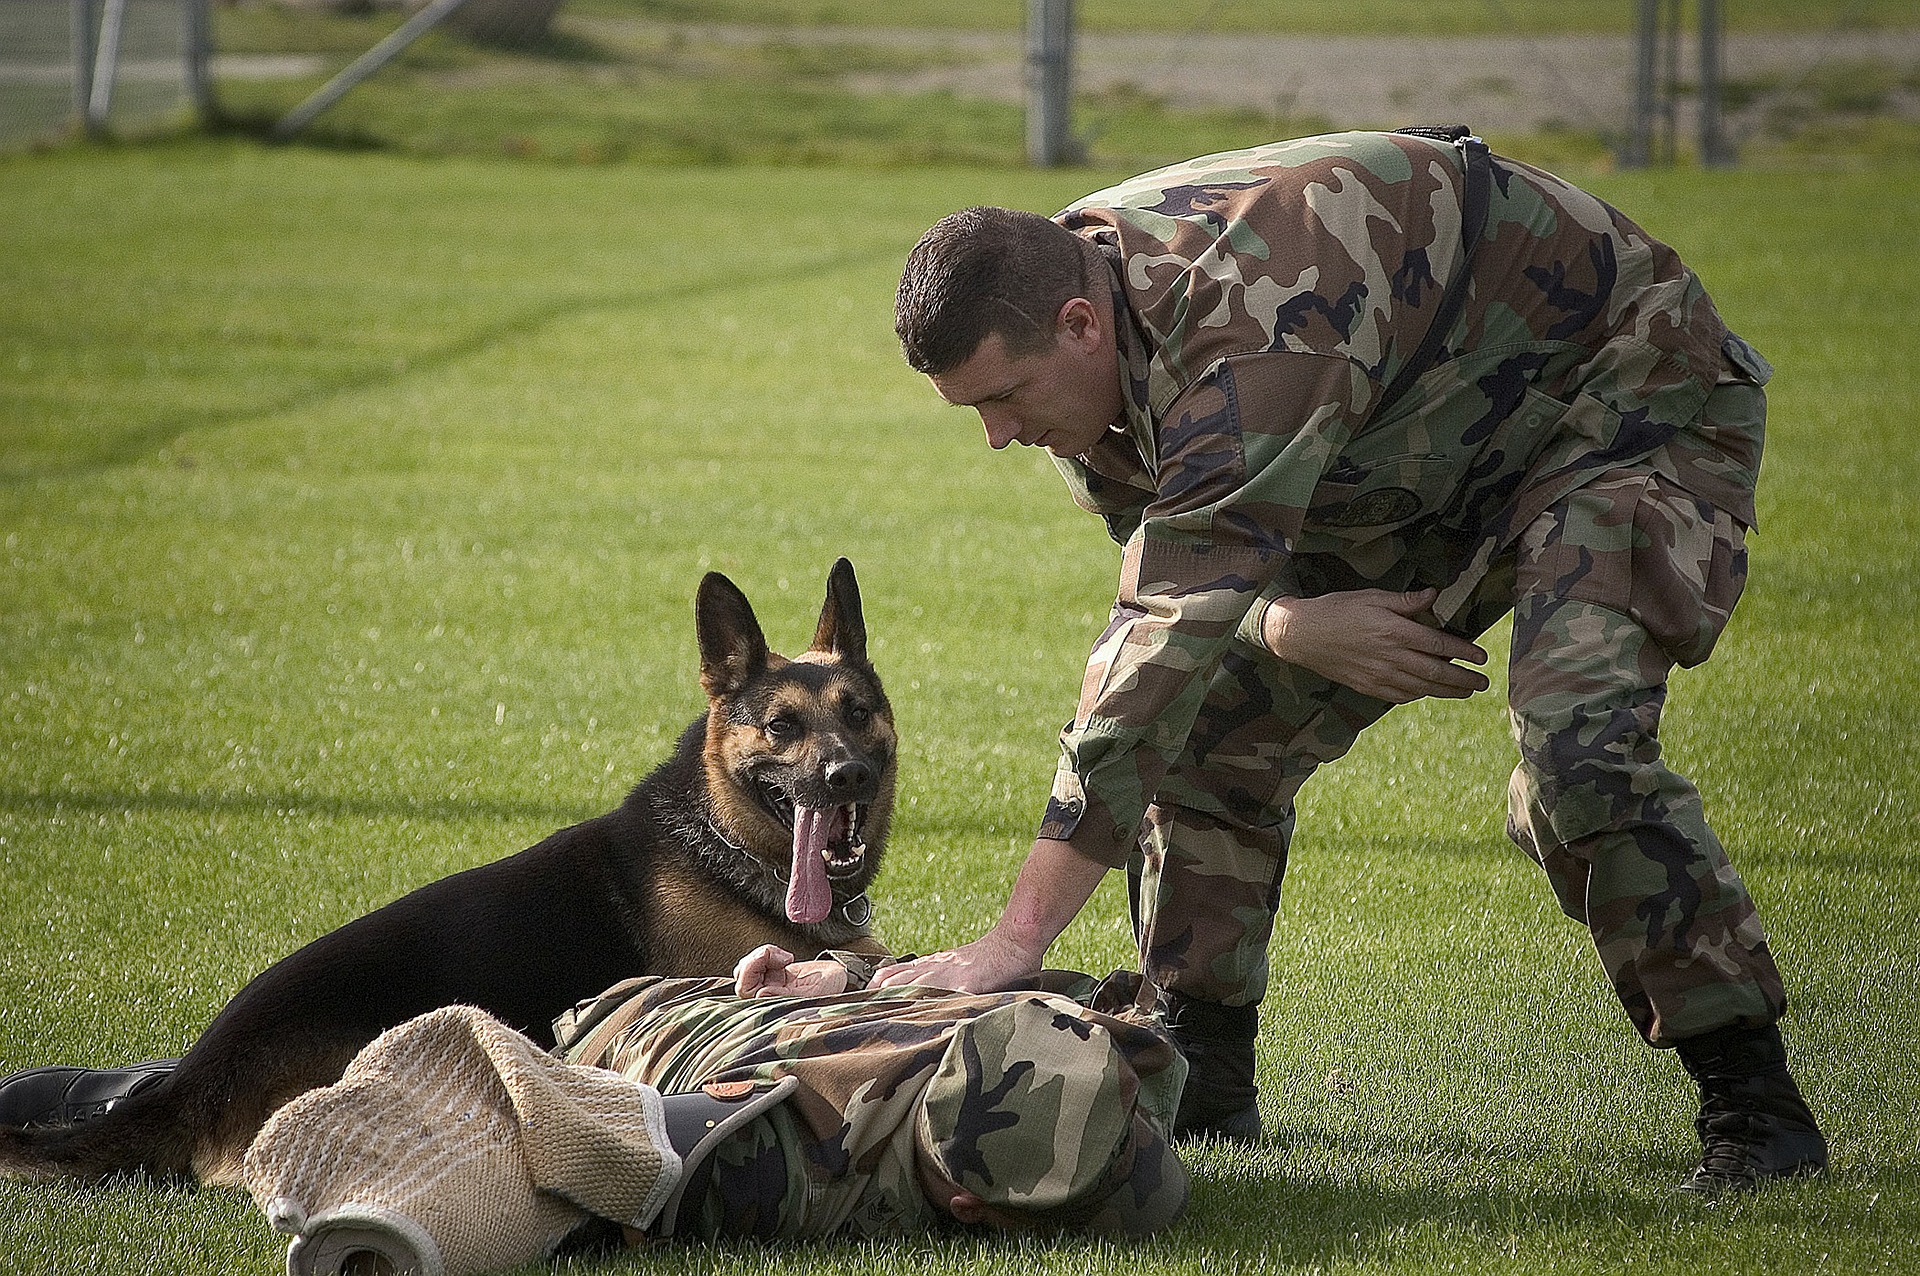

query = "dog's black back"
0;559;892;1185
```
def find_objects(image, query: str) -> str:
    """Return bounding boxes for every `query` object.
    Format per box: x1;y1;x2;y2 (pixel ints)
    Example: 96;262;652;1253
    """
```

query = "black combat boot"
1162;993;1262;1144
0;1058;178;1128
1674;1023;1826;1194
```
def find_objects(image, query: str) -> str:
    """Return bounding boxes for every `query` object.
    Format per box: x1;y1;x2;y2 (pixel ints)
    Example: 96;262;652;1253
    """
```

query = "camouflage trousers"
1133;393;1787;1047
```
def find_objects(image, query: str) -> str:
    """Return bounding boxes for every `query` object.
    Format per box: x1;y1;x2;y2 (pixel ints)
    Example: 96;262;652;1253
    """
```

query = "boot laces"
1695;1100;1762;1182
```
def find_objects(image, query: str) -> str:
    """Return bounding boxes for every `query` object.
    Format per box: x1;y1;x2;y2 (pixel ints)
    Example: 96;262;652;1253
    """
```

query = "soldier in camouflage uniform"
881;129;1824;1191
552;960;1189;1239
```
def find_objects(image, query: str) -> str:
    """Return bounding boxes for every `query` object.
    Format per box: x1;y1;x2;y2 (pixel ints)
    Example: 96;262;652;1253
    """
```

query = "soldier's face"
926;296;1123;459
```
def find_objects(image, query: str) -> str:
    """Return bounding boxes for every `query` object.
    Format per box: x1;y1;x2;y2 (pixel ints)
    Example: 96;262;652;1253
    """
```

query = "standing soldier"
878;128;1824;1192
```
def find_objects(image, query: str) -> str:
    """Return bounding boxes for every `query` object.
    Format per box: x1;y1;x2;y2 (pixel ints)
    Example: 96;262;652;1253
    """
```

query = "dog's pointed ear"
809;557;867;663
696;572;769;699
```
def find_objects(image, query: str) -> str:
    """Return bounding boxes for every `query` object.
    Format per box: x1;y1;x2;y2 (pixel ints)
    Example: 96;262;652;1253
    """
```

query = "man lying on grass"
235;955;1188;1275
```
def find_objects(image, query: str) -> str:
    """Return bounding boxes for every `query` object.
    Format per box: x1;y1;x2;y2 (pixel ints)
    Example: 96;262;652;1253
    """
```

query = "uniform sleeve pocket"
1626;475;1750;668
1720;333;1774;387
1299;453;1456;547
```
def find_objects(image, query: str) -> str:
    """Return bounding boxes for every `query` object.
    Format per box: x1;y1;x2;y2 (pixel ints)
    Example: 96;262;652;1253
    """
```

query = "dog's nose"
825;759;871;794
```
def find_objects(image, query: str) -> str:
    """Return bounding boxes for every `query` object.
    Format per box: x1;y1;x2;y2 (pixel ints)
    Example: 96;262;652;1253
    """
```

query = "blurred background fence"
3;0;1917;165
1;0;209;147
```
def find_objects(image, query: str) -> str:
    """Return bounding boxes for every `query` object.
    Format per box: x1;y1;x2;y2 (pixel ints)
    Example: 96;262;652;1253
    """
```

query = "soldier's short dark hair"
894;207;1091;376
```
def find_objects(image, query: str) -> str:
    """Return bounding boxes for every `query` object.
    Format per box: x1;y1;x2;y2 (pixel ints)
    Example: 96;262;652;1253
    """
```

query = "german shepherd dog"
0;559;894;1186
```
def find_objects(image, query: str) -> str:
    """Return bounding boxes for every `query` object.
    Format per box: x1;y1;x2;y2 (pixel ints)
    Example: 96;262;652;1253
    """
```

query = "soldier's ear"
809;558;867;663
1056;295;1102;349
697;573;769;698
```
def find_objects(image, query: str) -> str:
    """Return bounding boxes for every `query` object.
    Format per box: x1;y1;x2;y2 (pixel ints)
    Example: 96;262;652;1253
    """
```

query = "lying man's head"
908;996;1189;1235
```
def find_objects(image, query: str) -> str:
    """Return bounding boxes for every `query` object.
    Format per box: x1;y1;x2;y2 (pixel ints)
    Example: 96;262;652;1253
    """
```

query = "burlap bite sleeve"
243;1005;681;1276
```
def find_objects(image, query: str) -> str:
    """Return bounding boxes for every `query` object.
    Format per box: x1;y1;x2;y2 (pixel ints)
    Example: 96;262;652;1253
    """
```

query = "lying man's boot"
1162;993;1261;1144
1674;1023;1826;1194
0;1058;178;1129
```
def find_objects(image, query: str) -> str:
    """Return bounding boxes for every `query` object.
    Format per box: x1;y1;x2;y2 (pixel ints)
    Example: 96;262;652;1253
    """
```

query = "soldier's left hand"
1260;587;1490;703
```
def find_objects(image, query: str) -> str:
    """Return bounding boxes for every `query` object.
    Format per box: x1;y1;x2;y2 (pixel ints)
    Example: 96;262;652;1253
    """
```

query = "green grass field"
1;142;1916;1273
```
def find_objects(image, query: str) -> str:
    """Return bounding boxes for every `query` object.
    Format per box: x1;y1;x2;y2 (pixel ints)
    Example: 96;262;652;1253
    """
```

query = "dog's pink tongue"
786;805;833;925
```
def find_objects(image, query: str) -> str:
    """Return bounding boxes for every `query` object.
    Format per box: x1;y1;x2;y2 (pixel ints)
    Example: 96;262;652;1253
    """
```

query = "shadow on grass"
1;244;900;487
1188;1168;1645;1262
519;28;629;64
0;785;598;829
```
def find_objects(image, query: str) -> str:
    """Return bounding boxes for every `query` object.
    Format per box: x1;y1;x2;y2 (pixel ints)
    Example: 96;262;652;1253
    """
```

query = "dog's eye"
845;704;871;728
765;715;801;742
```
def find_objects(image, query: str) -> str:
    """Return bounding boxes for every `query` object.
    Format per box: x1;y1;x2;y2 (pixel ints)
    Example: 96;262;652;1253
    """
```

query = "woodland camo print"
555;971;1188;1237
1030;131;1781;1045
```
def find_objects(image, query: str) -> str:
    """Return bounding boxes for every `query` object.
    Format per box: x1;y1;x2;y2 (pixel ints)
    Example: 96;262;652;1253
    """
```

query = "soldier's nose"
981;412;1020;450
825;759;871;794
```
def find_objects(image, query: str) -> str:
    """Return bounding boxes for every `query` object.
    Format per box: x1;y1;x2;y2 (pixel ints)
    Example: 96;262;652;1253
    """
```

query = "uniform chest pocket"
1298;452;1460;548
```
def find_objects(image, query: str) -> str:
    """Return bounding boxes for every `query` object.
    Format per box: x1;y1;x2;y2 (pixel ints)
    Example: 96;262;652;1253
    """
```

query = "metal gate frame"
64;0;211;138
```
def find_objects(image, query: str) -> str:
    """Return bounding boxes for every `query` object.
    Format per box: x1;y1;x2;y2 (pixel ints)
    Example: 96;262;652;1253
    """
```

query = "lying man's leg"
0;1058;178;1129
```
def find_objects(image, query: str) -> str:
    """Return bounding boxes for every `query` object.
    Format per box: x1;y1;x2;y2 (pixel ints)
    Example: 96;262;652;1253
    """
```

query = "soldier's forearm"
991;836;1111;965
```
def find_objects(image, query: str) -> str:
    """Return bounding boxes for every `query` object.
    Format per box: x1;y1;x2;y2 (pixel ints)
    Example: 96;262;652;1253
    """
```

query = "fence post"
1659;0;1682;163
71;0;97;134
1025;0;1077;167
185;0;213;120
1623;0;1657;167
1698;0;1729;167
85;0;128;133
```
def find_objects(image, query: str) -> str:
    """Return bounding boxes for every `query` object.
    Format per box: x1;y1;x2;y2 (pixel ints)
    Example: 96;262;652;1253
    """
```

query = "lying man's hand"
733;945;852;998
1260;587;1490;703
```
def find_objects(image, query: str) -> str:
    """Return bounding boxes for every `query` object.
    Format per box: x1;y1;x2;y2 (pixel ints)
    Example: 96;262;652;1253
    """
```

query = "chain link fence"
1;0;208;150
3;1;1916;163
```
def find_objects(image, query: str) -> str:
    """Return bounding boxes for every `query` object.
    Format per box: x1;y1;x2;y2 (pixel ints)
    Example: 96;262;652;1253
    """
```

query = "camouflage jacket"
1039;130;1770;863
552;970;1185;1240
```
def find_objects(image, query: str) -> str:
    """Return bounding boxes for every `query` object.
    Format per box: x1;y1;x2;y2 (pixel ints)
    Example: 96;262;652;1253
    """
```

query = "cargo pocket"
1516;469;1749;669
1627;475;1749;668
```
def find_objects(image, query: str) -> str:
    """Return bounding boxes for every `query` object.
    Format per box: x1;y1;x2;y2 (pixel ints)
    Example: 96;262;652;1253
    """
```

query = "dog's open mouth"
755;777;868;925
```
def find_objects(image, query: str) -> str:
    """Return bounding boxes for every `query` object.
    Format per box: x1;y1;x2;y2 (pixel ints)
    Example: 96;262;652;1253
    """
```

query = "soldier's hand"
733;945;852;998
869;928;1040;993
1260;587;1490;703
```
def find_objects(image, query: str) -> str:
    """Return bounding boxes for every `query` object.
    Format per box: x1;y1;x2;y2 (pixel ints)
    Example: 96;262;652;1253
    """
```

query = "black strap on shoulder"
1372;126;1494;422
653;1076;799;1238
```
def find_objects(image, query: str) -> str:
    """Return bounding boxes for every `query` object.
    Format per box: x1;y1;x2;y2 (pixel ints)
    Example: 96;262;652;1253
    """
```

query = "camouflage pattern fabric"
1129;380;1785;1043
1030;131;1782;1045
553;971;1188;1239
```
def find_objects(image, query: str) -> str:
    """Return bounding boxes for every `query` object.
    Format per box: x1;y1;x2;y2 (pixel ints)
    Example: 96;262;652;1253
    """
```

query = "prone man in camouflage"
553;959;1190;1239
880;129;1825;1191
235;966;1186;1274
